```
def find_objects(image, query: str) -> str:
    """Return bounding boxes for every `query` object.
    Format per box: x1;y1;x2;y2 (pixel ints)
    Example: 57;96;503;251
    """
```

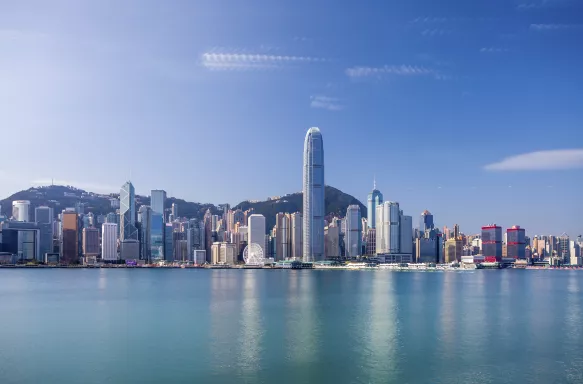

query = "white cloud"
421;29;453;37
480;47;510;53
200;51;326;71
345;65;437;78
31;179;119;193
310;95;343;111
530;24;582;31
484;149;583;171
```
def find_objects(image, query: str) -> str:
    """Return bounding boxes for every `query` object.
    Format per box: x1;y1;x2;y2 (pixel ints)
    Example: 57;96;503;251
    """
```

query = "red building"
507;225;526;259
482;225;502;262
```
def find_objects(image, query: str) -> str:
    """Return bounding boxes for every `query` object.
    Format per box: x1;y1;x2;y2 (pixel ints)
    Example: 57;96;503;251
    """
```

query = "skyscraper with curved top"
303;127;325;262
367;178;383;229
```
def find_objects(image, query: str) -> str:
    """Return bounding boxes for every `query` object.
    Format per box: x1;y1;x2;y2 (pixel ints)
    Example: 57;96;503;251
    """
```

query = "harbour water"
1;269;582;383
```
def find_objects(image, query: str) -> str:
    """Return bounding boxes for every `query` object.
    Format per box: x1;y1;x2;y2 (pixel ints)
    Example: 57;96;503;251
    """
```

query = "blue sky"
1;0;582;236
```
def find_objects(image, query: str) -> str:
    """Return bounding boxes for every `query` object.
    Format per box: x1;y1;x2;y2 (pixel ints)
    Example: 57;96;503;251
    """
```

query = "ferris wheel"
243;243;265;266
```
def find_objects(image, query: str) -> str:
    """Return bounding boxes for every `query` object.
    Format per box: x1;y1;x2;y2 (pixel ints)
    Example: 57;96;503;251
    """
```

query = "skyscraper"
275;213;291;261
61;210;79;264
138;205;152;261
82;228;99;259
120;181;138;241
345;205;362;257
367;179;383;229
171;203;178;219
376;202;401;254
303;127;325;262
35;206;54;224
290;212;302;259
150;190;166;216
248;214;266;258
101;223;118;261
12;200;30;222
482;225;502;262
419;210;434;233
506;225;526;259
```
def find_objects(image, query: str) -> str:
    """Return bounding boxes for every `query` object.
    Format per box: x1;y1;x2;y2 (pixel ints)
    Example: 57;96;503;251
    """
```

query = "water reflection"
285;271;318;367
237;271;263;379
209;271;240;375
439;272;456;355
361;271;397;382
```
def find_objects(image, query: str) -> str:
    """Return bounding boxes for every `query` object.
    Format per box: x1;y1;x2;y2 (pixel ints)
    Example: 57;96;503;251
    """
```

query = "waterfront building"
120;182;138;241
0;221;41;262
365;229;376;255
193;249;206;264
482;225;503;262
559;235;570;263
61;210;79;264
444;238;462;263
324;225;341;258
275;213;291;261
290;212;302;259
345;205;362;257
34;206;53;224
12;200;30;222
164;223;174;262
569;241;581;266
82;228;99;258
120;240;139;261
507;225;526;259
376;202;401;254
138;205;152;261
101;223;118;261
367;179;383;229
303;127;325;262
150;213;164;261
186;218;205;257
248;214;266;258
415;237;440;263
219;242;237;264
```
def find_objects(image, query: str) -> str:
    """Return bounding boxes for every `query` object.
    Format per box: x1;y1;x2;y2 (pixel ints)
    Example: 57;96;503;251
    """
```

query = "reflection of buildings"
286;272;318;369
237;272;262;377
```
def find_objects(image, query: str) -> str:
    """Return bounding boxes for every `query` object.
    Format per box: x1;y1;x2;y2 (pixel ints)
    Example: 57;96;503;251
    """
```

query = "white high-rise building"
375;202;412;258
400;214;413;255
102;223;118;261
248;214;266;258
303;127;325;262
12;200;31;222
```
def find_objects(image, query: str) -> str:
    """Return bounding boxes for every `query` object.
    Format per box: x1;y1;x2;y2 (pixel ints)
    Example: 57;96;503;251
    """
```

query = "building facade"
101;223;118;261
303;127;325;262
248;214;266;258
61;211;79;264
345;205;362;257
12;200;30;222
506;225;526;259
482;225;503;262
120;181;138;241
82;228;99;258
367;181;383;229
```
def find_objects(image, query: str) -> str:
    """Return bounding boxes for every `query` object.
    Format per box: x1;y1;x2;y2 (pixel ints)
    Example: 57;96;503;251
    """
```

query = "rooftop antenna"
373;174;376;190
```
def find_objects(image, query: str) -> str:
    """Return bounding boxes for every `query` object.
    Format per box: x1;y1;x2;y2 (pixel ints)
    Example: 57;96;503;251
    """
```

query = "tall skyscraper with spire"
120;181;138;241
303;127;325;262
367;177;383;229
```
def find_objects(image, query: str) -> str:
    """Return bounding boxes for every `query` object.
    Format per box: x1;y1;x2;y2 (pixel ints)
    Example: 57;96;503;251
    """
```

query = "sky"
1;0;582;236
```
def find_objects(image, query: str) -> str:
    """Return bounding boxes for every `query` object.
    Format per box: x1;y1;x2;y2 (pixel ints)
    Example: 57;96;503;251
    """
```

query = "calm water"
1;269;582;383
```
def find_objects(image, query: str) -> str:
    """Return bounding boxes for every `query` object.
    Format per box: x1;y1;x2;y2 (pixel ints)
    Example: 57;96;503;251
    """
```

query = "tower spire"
373;174;376;190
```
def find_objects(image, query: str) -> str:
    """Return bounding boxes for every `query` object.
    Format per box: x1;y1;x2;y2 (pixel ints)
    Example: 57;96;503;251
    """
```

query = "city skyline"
1;1;582;237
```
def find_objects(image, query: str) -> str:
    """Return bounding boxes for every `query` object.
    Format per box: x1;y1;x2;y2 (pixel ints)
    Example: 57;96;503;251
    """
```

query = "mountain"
234;186;367;230
0;185;366;231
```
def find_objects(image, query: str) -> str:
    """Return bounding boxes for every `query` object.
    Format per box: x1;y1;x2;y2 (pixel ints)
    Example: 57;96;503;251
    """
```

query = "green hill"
1;185;366;232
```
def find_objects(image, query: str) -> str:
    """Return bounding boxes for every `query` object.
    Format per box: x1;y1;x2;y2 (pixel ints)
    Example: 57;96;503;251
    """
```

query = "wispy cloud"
484;149;583;171
480;47;510;53
31;179;119;193
310;95;343;111
346;65;437;78
517;0;574;10
529;24;582;31
410;17;449;23
200;50;326;71
421;29;453;37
